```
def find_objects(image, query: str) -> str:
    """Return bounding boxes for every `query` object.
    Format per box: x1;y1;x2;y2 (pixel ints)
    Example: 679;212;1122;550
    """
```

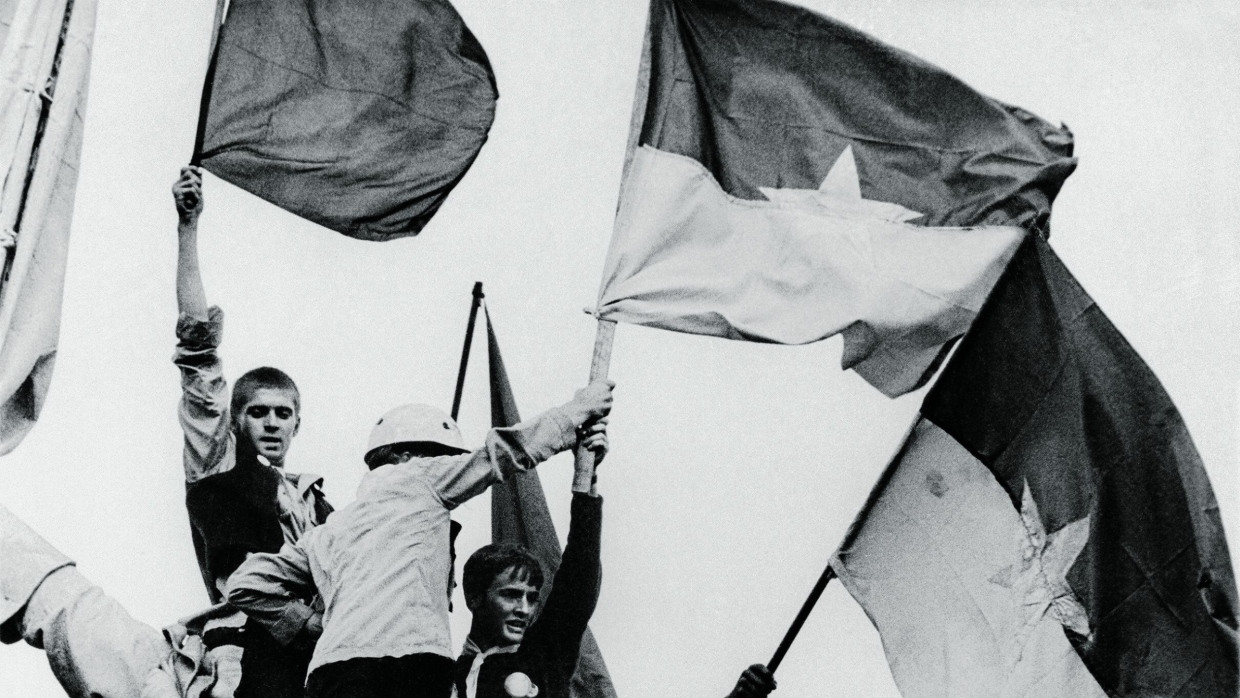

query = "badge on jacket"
504;672;539;698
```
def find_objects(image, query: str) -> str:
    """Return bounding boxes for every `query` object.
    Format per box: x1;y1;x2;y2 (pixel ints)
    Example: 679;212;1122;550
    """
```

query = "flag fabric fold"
596;0;1076;397
198;0;497;241
0;0;97;455
832;235;1238;696
486;308;618;698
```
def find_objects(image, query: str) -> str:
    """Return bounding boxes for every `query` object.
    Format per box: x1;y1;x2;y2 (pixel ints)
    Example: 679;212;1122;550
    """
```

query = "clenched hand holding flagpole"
573;319;616;495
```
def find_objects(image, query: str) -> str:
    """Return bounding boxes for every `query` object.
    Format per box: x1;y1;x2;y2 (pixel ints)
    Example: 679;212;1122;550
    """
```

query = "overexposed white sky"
2;1;1238;696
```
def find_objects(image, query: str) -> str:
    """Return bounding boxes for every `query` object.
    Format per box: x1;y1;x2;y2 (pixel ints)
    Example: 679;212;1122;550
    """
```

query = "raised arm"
421;381;615;507
173;166;208;321
518;490;604;680
225;541;321;648
171;167;236;482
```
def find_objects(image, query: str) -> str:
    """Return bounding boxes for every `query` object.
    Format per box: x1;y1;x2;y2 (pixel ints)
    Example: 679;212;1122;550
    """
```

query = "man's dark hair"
231;366;300;417
463;544;545;603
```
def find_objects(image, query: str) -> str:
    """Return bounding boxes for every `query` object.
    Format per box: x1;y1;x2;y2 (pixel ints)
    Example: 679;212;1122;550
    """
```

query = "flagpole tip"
471;281;484;298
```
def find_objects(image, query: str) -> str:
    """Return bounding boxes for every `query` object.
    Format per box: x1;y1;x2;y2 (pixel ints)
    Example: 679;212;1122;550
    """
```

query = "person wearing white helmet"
225;381;614;698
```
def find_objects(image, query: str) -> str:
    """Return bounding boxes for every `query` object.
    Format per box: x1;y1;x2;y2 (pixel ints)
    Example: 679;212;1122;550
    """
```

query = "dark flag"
831;235;1238;696
595;0;1078;397
486;310;618;698
632;0;1077;230
196;0;497;241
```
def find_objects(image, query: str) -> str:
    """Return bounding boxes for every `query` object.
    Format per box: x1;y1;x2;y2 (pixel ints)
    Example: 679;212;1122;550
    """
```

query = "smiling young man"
453;430;608;698
172;167;332;698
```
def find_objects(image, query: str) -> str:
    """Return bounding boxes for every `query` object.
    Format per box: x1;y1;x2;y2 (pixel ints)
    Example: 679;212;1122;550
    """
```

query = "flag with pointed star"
485;309;618;698
196;0;497;241
832;235;1238;696
595;0;1076;397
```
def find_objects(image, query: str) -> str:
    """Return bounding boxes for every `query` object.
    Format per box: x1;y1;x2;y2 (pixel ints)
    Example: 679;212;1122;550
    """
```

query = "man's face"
237;388;299;466
472;567;540;648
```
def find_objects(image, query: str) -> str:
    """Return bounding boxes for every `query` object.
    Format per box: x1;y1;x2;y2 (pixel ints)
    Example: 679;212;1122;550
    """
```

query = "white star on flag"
759;146;925;223
595;144;1028;396
989;481;1092;645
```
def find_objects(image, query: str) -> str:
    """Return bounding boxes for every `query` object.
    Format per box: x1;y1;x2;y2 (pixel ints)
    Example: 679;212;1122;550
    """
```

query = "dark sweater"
185;439;333;603
455;493;603;698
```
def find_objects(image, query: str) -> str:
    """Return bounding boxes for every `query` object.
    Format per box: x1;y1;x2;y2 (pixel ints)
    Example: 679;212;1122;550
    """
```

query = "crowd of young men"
0;170;778;697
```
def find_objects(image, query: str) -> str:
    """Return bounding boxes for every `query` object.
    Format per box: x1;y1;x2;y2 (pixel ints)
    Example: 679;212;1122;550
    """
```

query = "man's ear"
464;593;482;612
293;414;301;437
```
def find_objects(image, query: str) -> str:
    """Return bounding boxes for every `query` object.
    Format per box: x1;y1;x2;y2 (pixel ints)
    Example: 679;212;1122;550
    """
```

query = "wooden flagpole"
767;563;836;673
450;282;485;421
189;0;228;166
572;318;617;494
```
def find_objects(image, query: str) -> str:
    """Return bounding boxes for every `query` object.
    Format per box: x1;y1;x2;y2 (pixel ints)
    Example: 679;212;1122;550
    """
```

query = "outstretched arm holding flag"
170;167;333;698
479;297;620;698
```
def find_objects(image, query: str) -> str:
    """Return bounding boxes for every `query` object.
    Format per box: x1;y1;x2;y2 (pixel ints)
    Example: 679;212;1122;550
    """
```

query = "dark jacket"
185;438;333;603
455;493;603;698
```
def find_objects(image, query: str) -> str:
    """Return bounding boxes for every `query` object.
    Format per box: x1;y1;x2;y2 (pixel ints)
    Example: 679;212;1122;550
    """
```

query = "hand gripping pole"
572;319;616;494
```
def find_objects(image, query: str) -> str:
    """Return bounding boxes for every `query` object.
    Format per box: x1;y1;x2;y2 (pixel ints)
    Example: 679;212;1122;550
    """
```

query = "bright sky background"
2;1;1238;696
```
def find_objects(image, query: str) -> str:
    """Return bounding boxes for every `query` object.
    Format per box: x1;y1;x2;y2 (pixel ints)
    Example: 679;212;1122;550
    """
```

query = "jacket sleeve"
173;306;236;483
520;493;603;679
225;541;317;646
421;406;578;509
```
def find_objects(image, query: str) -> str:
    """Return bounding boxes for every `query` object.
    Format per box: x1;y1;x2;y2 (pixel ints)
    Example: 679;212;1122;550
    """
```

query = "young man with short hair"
172;167;332;698
226;382;614;698
454;436;607;698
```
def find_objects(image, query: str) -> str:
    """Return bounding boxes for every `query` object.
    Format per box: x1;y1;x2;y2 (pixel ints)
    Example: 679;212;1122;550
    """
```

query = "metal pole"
450;282;485;421
189;0;228;166
767;564;836;673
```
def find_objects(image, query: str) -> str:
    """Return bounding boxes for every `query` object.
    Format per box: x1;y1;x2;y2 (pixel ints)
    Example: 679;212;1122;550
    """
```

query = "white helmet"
365;404;467;461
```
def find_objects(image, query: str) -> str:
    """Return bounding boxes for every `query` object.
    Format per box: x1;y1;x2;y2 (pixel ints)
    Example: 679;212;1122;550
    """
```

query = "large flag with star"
596;0;1076;397
195;0;497;241
486;309;618;698
830;235;1238;696
0;0;98;454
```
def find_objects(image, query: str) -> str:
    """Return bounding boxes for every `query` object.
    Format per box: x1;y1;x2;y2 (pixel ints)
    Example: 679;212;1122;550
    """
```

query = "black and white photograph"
1;1;1236;696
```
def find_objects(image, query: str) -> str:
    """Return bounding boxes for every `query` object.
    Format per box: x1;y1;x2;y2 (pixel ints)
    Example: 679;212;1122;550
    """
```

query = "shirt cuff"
518;406;578;464
268;601;316;646
175;305;224;348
